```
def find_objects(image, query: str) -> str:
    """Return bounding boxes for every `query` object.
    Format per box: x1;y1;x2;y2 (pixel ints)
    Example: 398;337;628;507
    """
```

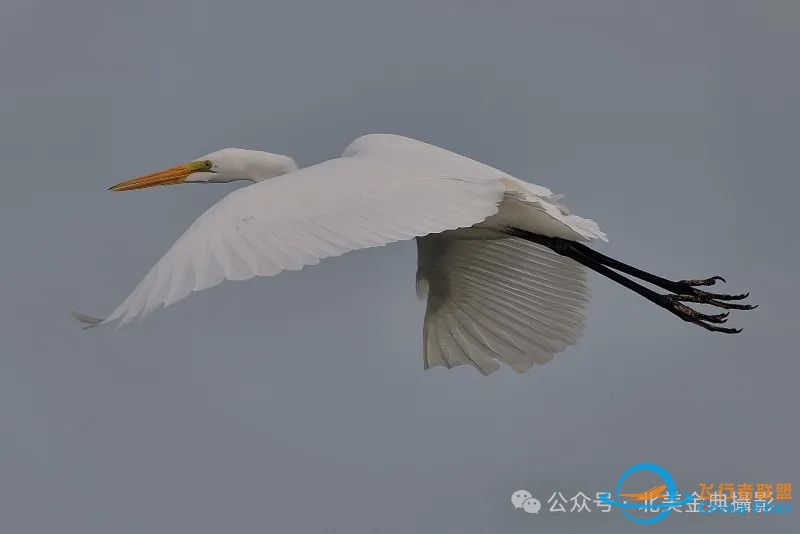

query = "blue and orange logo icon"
600;463;693;524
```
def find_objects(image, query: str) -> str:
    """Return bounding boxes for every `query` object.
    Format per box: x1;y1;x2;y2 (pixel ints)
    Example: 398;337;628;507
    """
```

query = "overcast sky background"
1;1;798;532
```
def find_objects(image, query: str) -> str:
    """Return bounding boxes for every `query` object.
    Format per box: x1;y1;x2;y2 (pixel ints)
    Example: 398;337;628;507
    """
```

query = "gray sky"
1;1;798;532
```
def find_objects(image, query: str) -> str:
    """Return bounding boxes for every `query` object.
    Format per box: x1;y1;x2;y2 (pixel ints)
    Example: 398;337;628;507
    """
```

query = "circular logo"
599;463;694;524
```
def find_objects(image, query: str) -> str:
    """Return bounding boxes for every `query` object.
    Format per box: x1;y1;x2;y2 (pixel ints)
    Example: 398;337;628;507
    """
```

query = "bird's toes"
679;275;727;287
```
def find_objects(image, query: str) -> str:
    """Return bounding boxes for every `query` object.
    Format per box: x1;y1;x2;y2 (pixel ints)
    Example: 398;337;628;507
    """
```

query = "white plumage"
75;134;609;374
416;231;591;375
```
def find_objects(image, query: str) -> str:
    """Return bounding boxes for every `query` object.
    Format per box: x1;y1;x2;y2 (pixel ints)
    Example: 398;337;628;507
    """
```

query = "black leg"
505;229;756;334
568;241;751;302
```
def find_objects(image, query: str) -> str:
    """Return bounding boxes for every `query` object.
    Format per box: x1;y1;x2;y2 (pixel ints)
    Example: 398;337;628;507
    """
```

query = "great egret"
73;134;754;374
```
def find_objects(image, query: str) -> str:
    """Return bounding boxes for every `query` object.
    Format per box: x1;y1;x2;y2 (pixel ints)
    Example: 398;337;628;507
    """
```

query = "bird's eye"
204;160;213;169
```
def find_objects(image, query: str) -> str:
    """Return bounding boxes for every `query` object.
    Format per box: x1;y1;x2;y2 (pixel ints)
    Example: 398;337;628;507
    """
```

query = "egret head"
108;148;298;191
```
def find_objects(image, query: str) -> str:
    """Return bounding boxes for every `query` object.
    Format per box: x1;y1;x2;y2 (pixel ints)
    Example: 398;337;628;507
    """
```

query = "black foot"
661;296;742;333
672;278;750;302
661;278;756;333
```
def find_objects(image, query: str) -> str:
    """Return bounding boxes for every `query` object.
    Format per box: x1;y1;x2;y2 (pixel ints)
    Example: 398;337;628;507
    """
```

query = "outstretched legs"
506;229;756;333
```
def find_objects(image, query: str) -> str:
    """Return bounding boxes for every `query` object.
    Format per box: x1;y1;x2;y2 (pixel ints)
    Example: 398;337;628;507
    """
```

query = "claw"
676;287;749;301
698;323;742;334
705;291;750;301
680;276;726;287
664;275;755;332
715;301;758;310
693;310;730;323
662;296;745;333
694;317;742;334
672;282;751;302
671;294;757;310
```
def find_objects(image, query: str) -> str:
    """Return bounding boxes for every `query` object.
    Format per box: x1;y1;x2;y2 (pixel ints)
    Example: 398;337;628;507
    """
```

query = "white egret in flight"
73;134;754;375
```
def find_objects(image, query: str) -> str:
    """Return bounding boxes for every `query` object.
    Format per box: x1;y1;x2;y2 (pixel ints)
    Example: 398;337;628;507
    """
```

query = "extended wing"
76;153;504;327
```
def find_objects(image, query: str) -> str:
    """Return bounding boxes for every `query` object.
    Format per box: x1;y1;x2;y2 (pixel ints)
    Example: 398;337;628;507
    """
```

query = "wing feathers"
88;157;504;327
417;232;590;374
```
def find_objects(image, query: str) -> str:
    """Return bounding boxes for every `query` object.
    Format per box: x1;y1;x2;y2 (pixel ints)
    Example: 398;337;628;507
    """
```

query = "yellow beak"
108;161;205;192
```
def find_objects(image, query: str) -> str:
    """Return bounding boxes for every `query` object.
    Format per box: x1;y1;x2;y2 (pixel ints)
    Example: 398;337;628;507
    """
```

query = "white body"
76;134;607;375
